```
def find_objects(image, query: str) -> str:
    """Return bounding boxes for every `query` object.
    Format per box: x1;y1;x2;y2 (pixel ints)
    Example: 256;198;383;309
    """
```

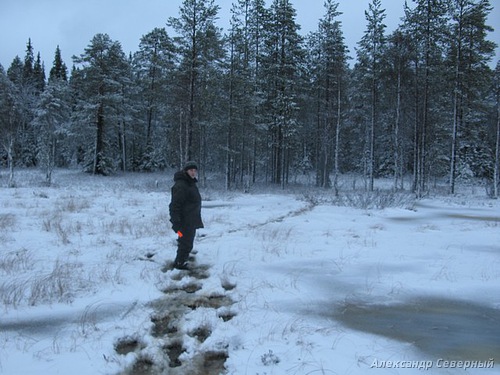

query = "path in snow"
114;255;234;374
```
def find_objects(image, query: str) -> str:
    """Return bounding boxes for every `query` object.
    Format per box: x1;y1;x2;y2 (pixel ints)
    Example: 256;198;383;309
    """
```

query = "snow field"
0;170;499;374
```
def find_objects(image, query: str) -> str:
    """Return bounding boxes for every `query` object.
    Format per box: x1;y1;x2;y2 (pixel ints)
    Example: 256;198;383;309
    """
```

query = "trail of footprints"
115;253;236;375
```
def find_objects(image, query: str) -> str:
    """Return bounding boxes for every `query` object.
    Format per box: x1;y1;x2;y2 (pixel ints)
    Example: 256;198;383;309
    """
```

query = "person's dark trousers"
175;227;196;266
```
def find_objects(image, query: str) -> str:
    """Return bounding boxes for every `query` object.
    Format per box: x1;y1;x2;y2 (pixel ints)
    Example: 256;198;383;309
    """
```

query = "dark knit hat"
183;161;198;171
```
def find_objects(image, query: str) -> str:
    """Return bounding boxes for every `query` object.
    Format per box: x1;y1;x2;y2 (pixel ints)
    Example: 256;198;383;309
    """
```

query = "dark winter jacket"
169;171;204;232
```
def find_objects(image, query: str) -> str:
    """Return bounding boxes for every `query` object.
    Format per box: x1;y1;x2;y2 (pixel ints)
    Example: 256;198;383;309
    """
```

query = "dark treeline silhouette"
1;0;499;197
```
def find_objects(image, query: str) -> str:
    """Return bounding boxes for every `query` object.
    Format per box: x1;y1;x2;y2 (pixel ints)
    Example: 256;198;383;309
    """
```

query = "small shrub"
28;260;82;305
261;350;280;366
0;249;35;274
0;214;16;231
335;191;415;209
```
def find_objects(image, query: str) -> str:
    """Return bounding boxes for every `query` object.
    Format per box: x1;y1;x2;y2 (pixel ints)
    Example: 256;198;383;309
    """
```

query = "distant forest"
1;0;499;197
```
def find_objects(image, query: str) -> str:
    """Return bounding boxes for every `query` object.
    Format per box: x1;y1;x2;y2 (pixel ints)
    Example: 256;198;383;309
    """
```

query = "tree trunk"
46;135;56;186
7;137;14;188
449;10;462;195
187;15;198;162
121;121;127;172
333;84;341;196
494;94;500;198
394;63;402;191
226;38;235;190
369;77;376;192
94;102;105;175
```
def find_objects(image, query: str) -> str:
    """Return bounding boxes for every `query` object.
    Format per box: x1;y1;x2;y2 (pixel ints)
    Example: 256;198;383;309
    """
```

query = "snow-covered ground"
0;170;499;375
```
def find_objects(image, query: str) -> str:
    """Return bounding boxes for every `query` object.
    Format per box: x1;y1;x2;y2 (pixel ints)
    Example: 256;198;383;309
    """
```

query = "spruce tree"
33;80;70;184
49;46;68;82
33;52;46;92
23;39;35;85
17;39;40;167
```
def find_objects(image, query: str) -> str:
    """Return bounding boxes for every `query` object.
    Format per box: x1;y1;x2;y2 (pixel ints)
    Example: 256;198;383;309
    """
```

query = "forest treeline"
0;0;499;197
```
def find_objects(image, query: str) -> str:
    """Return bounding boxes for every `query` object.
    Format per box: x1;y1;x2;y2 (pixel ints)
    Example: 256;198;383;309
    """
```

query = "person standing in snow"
169;161;204;270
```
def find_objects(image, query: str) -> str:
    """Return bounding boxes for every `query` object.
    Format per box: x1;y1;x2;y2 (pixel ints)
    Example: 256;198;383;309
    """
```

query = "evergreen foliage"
1;0;498;195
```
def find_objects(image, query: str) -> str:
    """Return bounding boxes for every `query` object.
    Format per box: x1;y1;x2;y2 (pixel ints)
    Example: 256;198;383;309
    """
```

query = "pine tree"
263;0;304;186
7;56;23;85
307;0;348;192
226;5;244;189
167;0;222;166
132;27;176;170
403;0;449;197
385;29;413;190
72;33;131;175
4;58;24;182
226;0;271;189
355;0;387;191
493;61;500;198
0;66;21;186
194;17;226;184
447;0;496;193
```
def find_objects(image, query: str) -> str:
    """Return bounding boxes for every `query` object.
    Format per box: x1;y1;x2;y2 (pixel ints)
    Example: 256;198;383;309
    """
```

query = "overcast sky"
0;0;498;73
